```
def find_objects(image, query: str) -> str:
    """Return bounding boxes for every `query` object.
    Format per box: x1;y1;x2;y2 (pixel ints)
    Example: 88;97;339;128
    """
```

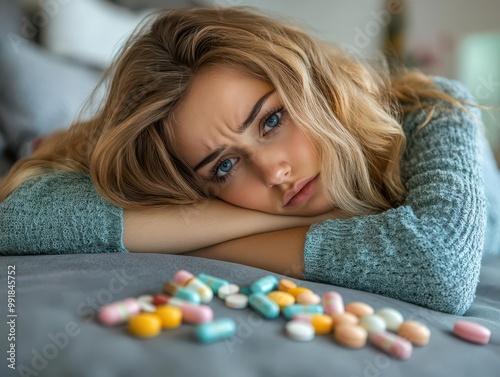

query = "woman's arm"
0;170;336;255
184;226;310;278
123;201;336;254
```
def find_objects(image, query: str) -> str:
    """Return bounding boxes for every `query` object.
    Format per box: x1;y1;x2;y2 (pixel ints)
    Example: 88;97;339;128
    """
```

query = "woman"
1;7;499;315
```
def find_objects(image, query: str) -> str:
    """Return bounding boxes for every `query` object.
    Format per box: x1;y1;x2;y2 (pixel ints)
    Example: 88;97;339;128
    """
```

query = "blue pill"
198;273;230;295
248;293;280;319
239;287;252;296
250;275;279;294
283;304;324;320
196;318;236;343
175;288;201;304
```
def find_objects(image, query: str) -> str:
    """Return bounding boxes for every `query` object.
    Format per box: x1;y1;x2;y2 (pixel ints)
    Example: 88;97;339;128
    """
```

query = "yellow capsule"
278;279;297;292
267;291;295;311
155;305;182;329
287;287;313;298
127;313;162;338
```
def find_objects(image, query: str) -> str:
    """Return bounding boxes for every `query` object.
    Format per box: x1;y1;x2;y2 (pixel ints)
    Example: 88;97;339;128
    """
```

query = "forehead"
172;67;272;166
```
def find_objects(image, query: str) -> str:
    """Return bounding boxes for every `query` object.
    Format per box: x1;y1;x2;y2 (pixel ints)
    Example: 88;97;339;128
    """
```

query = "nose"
253;153;291;188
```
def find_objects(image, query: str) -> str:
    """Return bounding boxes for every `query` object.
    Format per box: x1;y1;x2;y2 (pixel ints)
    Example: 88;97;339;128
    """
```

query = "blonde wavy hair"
0;6;466;216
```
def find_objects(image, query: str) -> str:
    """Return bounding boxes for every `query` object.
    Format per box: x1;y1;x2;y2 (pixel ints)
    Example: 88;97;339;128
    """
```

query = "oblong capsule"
322;291;344;315
163;282;201;304
248;293;280;319
283;304;324;320
98;298;140;326
166;297;213;324
197;273;230;295
196;318;236;343
174;270;213;303
371;331;413;360
251;275;279;295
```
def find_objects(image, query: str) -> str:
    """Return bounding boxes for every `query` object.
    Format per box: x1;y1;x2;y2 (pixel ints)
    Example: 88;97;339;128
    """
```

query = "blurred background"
1;0;499;177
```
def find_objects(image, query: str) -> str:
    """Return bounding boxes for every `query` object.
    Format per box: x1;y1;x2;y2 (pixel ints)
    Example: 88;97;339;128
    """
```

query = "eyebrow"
193;89;275;173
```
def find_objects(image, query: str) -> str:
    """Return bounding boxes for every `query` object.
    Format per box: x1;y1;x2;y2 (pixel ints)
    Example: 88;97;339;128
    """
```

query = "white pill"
359;314;387;334
286;320;315;342
225;294;248;309
138;301;157;313
377;308;404;332
137;295;153;304
218;284;240;299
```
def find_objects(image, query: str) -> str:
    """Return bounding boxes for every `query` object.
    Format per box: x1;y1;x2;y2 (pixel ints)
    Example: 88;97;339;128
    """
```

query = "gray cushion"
0;36;103;159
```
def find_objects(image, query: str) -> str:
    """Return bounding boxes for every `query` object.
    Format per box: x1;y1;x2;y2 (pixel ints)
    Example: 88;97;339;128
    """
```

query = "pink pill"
453;321;491;344
371;331;413;360
98;298;140;326
322;291;344;315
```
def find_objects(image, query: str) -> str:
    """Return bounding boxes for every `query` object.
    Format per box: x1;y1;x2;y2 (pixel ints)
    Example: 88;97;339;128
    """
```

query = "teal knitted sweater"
1;77;499;315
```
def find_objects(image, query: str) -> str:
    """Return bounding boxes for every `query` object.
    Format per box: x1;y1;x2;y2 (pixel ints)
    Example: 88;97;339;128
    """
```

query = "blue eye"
214;157;237;180
264;112;281;133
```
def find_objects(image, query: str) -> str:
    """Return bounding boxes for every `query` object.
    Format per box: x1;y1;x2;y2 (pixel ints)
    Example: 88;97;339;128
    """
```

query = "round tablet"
278;279;297;292
359;314;387;334
377;307;404;332
453;320;491;344
331;312;359;329
127;313;162;338
138;301;157;313
225;294;248;309
345;302;374;317
296;292;321;305
333;324;368;348
155;305;182;329
267;291;295;310
286;320;315;342
398;320;431;346
287;287;313;298
218;284;240;299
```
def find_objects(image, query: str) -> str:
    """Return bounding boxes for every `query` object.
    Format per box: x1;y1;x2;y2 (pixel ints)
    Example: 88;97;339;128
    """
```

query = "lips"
283;174;318;207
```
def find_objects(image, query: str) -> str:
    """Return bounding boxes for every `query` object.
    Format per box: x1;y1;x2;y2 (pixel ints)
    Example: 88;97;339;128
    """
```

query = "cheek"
215;176;264;209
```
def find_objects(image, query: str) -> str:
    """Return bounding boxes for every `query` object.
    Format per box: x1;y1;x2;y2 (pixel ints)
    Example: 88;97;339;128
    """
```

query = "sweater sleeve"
303;77;486;315
0;172;127;255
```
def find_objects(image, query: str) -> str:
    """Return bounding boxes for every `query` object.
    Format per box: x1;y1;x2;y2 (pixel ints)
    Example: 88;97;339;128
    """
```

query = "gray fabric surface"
1;253;499;377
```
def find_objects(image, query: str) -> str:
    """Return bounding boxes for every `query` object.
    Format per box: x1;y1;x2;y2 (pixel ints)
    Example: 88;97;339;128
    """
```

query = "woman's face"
172;67;334;216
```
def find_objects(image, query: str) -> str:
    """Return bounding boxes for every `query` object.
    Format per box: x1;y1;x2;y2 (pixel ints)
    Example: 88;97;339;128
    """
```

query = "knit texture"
1;78;499;315
0;172;126;255
304;77;500;315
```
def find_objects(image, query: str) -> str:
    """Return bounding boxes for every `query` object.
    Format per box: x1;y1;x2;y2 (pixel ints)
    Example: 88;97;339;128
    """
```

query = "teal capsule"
250;275;279;295
196;318;236;343
239;287;252;296
248;293;280;319
198;273;230;295
163;282;201;304
283;304;324;320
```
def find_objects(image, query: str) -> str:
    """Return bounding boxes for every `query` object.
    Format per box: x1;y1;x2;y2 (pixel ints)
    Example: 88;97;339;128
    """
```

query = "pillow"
41;0;156;70
0;36;103;160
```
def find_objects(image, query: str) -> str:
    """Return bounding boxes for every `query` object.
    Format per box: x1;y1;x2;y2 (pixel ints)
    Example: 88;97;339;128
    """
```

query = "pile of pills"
97;270;492;356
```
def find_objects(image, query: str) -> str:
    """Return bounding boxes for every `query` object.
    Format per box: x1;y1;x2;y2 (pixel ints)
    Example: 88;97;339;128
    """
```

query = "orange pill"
331;312;359;329
278;279;297;292
296;292;321;305
267;291;295;311
127;313;162;338
398;320;431;346
155;305;183;329
287;287;313;298
334;324;368;348
345;302;374;317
